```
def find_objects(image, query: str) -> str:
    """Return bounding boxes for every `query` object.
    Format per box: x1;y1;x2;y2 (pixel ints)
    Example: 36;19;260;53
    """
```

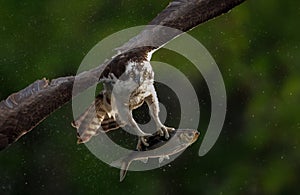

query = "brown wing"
117;0;246;52
0;0;246;151
0;78;73;150
0;64;106;151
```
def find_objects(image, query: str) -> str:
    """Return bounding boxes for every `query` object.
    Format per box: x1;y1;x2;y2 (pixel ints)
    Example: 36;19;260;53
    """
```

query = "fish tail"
120;160;130;182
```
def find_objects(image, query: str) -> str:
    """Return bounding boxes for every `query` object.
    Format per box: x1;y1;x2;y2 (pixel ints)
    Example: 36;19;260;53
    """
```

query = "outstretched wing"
0;65;105;150
0;0;245;151
117;0;245;52
0;78;73;150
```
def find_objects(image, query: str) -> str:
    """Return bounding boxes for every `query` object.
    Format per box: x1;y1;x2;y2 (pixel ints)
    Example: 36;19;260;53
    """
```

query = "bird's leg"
145;87;175;139
126;110;152;150
136;138;148;151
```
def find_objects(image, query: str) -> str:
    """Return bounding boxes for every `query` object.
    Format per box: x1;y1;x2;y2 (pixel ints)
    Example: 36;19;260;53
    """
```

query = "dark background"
1;0;299;194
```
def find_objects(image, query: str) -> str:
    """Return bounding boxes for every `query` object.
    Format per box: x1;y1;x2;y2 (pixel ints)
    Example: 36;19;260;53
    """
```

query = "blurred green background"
1;0;299;194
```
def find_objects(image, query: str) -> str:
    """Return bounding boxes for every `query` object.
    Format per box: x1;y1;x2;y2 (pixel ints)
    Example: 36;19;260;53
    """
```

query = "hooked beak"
134;75;142;85
134;75;140;85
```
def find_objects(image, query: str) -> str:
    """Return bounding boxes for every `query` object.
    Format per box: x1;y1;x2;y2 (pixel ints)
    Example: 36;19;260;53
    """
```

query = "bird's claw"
158;126;175;139
135;127;175;150
136;136;149;150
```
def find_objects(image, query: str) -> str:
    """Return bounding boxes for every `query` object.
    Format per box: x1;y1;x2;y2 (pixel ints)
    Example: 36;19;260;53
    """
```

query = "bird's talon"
141;138;149;146
158;129;164;136
164;133;169;139
157;126;175;139
136;136;149;150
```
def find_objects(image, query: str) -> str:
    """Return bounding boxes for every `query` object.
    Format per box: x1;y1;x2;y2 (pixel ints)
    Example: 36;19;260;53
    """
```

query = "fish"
110;129;200;181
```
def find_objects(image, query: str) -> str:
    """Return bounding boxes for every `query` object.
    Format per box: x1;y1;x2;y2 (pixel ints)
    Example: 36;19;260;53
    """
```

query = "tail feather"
100;114;120;132
72;92;123;143
72;95;106;143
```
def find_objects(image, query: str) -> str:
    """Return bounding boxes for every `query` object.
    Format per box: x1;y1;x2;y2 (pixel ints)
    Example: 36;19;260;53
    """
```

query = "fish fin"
140;158;148;164
159;156;164;163
159;155;170;163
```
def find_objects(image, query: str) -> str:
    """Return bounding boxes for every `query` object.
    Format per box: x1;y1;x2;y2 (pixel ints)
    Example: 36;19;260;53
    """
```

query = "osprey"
72;46;175;148
0;0;245;151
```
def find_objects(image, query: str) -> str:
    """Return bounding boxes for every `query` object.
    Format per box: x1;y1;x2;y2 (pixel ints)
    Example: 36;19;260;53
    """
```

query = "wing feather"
0;0;246;150
0;64;106;150
117;0;245;52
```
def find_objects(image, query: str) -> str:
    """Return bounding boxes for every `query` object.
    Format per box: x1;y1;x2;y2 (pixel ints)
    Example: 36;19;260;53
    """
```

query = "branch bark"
0;0;246;150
